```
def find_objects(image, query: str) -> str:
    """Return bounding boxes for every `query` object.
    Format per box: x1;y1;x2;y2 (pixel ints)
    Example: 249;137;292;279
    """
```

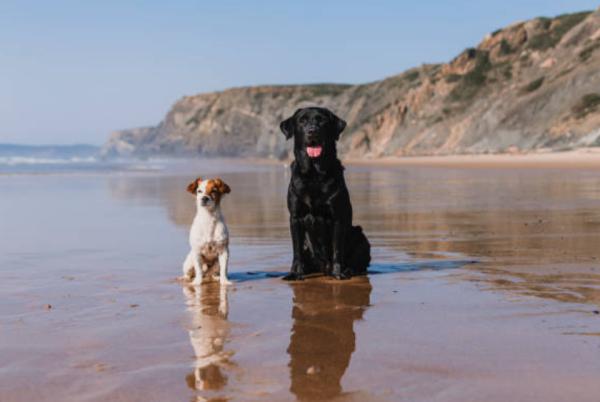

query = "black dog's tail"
346;226;371;275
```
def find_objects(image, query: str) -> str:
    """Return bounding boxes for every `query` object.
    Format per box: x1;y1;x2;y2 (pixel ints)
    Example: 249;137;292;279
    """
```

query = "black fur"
280;107;371;280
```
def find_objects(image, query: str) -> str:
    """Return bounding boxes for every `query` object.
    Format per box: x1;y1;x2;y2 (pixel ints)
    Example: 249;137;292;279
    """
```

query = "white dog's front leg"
182;252;195;281
218;249;231;285
192;253;203;286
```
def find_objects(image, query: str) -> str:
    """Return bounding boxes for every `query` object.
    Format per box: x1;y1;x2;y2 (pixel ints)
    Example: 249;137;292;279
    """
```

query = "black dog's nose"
306;127;319;142
201;196;210;203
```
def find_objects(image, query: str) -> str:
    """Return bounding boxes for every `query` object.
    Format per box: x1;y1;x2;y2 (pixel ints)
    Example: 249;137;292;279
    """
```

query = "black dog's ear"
280;109;302;140
328;110;347;141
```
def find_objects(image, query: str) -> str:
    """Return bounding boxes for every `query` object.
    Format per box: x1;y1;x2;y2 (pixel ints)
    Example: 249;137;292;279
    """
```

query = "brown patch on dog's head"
186;177;203;194
204;178;231;204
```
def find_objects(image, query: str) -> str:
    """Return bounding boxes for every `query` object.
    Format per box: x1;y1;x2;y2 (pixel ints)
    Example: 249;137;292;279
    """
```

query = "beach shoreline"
344;148;600;169
213;148;600;171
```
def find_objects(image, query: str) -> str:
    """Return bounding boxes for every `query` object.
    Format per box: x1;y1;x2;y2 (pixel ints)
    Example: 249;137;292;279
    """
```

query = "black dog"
280;107;371;280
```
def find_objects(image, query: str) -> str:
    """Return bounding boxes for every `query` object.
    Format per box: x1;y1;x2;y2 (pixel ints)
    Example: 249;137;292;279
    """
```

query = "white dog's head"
187;177;231;211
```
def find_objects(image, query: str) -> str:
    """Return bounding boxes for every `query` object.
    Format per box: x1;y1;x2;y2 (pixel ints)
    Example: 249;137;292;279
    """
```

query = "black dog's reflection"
182;283;232;393
287;277;372;400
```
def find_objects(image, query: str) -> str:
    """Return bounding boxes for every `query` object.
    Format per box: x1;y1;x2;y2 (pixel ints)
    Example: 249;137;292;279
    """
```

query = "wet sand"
2;159;600;401
347;147;600;169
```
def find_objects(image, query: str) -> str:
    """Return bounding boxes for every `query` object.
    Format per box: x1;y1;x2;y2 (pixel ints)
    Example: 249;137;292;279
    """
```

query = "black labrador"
280;107;371;280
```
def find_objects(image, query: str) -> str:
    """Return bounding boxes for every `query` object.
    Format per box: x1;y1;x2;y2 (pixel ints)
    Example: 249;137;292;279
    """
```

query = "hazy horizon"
3;0;599;146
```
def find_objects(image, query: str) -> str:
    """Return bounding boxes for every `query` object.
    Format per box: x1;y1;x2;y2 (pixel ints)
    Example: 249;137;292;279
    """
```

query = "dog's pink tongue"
306;146;322;158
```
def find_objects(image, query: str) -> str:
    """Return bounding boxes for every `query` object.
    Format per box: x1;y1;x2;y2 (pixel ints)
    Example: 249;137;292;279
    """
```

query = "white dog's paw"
220;277;233;286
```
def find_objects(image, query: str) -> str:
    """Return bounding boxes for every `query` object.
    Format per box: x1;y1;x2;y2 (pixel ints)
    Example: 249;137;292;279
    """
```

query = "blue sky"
2;0;598;145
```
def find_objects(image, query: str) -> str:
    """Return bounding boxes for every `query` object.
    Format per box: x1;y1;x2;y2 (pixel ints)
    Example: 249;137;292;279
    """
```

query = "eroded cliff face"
102;9;600;159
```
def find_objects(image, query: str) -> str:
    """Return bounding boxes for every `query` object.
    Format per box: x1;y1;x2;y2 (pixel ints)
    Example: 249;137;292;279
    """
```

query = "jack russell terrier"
183;177;232;286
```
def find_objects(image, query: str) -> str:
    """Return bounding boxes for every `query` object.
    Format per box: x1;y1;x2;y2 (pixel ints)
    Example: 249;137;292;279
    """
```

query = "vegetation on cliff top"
448;50;492;102
528;11;592;50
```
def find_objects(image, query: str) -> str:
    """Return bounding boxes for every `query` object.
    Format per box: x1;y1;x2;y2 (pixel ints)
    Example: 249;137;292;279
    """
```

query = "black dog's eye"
299;116;308;124
315;116;323;123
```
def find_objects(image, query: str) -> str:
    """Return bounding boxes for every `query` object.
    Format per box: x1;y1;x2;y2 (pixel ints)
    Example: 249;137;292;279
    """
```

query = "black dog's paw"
333;272;351;280
283;261;306;281
331;263;351;280
283;272;305;281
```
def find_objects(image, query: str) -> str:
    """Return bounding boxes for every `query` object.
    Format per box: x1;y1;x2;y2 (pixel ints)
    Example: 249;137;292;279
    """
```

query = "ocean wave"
0;156;98;165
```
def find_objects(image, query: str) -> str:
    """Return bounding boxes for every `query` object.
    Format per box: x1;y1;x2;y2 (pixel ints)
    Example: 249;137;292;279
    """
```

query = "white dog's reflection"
183;283;233;393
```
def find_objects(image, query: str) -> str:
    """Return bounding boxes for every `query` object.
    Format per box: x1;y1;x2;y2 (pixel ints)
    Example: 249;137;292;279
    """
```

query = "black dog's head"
280;107;346;161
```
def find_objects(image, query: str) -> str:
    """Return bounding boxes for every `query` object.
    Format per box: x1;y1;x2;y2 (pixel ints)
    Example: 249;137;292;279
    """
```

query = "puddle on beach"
2;160;600;401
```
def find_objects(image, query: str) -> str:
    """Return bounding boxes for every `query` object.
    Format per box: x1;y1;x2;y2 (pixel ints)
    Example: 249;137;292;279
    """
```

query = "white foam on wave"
0;156;98;165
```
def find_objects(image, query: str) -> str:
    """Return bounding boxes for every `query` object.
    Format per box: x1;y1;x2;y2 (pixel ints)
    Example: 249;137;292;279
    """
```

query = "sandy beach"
345;148;600;169
2;157;600;401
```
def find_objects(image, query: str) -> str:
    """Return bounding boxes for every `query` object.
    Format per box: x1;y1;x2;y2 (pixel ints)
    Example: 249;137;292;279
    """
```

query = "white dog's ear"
186;177;202;194
280;108;302;140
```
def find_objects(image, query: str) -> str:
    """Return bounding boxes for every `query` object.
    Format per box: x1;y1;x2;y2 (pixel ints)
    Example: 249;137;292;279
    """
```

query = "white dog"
183;177;231;286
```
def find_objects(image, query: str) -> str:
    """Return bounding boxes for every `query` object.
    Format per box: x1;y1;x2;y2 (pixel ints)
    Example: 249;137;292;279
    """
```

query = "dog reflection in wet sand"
287;277;372;400
183;283;233;396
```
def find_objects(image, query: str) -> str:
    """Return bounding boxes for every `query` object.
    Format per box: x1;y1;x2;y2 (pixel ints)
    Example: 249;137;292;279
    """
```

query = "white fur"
182;180;231;286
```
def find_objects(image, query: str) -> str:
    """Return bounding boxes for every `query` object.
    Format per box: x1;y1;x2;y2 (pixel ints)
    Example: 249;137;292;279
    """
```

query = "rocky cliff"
102;9;600;159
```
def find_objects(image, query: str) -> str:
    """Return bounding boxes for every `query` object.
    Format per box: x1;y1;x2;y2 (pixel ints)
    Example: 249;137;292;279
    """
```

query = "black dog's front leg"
284;216;306;281
331;221;350;280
